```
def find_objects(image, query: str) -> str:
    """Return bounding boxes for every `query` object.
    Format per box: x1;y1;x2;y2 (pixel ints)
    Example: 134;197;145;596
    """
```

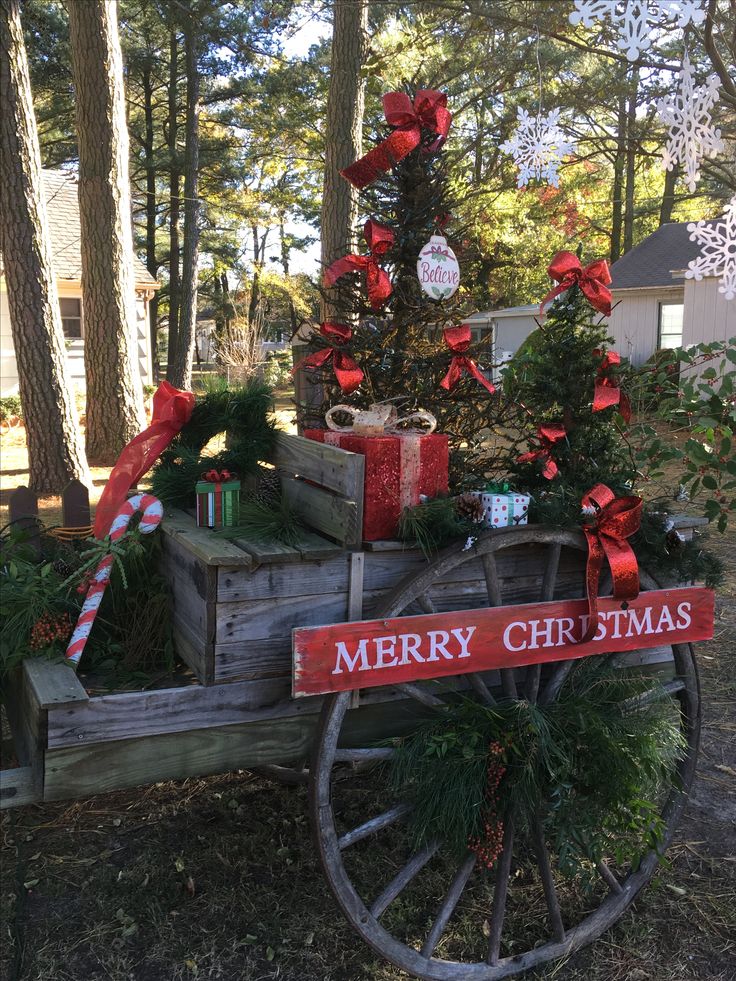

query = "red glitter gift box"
304;429;449;541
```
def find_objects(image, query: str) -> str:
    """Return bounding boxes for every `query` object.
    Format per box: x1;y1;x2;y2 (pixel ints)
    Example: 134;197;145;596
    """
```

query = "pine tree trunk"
622;66;639;255
610;81;627;263
320;0;368;311
659;164;679;225
168;9;199;391
142;60;159;379
166;25;181;376
0;0;90;493
67;0;145;464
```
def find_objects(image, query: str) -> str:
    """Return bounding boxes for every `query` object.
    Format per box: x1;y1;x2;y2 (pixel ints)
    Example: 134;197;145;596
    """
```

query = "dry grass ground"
1;416;734;981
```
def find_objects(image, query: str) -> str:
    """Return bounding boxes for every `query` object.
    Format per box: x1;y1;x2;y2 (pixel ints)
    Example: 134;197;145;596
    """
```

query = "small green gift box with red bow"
195;469;240;528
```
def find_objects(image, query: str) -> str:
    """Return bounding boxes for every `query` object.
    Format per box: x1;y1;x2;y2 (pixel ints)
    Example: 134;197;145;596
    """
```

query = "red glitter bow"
323;219;394;311
516;424;567;480
580;483;642;642
93;381;195;539
202;469;234;483
592;349;631;423
439;324;496;395
540;251;613;317
341;90;452;189
291;322;364;394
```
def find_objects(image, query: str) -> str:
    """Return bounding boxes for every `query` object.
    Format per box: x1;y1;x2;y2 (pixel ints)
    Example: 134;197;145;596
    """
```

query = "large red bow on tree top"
93;381;195;539
516;424;567;479
592;349;632;423
291;322;364;394
540;251;613;318
439;324;496;395
324;220;394;311
580;483;642;642
341;90;452;189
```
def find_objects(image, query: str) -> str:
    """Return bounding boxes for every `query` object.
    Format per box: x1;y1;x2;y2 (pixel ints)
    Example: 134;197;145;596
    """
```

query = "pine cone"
52;558;75;579
253;465;282;505
454;492;484;523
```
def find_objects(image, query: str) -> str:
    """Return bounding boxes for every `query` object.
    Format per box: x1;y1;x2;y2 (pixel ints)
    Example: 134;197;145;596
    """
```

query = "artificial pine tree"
503;268;635;521
297;87;519;487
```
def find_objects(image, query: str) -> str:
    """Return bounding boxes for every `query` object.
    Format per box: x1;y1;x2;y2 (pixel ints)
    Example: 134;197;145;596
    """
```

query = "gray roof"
608;222;705;290
42;169;156;285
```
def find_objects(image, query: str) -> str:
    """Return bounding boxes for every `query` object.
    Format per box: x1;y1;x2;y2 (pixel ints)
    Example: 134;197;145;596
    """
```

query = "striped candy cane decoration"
65;493;164;666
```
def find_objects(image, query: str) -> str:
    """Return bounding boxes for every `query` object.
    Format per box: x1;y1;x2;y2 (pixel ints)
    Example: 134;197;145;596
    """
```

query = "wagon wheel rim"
309;527;701;981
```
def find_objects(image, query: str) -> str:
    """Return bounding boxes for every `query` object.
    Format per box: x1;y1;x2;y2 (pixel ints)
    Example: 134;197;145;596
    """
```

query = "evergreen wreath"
150;380;278;510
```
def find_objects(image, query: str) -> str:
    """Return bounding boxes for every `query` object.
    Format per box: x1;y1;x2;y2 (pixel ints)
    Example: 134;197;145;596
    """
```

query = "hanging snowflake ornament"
685;196;736;301
500;107;575;188
657;54;723;192
569;1;706;62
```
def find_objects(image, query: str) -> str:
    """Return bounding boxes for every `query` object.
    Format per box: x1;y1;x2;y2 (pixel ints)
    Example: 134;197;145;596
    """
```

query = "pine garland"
388;661;686;880
150;380;277;509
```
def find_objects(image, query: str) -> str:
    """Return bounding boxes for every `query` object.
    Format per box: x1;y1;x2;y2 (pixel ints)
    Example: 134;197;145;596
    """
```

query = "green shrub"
0;395;22;423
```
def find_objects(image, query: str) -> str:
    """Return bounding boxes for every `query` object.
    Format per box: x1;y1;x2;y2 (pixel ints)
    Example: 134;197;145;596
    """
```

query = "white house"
0;169;159;397
606;222;735;365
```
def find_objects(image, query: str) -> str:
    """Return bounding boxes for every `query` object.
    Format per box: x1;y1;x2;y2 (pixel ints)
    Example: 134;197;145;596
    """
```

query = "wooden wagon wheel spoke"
531;814;566;942
486;819;515;965
420;851;477;958
338;803;412;851
370;841;440;920
309;529;702;981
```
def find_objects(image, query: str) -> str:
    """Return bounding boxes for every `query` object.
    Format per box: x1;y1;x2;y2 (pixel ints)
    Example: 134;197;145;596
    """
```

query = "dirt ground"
1;419;734;981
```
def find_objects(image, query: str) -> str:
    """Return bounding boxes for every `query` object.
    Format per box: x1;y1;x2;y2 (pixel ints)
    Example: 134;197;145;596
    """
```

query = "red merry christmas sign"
292;586;714;698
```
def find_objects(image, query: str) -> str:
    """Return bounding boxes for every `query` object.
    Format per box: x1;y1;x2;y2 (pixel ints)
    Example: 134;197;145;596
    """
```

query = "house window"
60;297;82;339
658;302;683;349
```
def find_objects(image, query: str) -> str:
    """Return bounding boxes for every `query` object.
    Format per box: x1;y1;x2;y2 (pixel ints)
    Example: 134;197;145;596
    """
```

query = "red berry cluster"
469;740;507;870
76;572;94;595
30;612;72;650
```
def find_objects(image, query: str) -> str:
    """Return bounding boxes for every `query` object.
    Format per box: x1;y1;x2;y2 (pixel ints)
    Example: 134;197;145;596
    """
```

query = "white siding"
0;287;17;396
683;277;736;349
605;287;685;366
492;314;538;355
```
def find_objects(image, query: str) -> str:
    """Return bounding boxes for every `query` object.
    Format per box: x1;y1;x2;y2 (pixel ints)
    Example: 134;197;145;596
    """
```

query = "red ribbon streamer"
539;251;613;317
341;90;452;189
517;424;567;480
580;483;642;642
291;322;364;394
93;381;195;539
592;349;632;422
439;324;496;395
324;220;394;311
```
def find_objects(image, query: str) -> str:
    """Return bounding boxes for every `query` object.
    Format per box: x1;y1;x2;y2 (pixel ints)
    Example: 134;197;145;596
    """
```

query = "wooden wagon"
0;434;709;980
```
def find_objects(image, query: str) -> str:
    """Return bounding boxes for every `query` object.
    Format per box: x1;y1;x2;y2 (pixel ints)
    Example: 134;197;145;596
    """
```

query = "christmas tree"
296;88;519;488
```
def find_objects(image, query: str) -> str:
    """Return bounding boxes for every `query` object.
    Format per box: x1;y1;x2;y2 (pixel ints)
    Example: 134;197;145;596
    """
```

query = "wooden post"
62;479;91;528
8;485;40;555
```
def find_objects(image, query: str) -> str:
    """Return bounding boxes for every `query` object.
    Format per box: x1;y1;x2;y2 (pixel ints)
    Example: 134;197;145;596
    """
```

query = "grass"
1;414;735;981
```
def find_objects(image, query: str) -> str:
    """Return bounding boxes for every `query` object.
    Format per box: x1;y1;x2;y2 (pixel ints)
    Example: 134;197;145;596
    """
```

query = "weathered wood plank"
171;623;210;684
46;677;319;749
281;475;360;546
24;659;88;710
0;766;42;809
273;432;364;499
217;554;350;602
160;509;255;567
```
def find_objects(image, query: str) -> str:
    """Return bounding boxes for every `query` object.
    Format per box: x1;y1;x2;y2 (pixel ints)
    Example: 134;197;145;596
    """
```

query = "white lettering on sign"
329;601;698;678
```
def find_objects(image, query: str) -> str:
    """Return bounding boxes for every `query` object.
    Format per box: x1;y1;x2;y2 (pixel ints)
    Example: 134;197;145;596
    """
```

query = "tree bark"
610;79;627;263
0;0;90;492
67;0;145;464
168;6;199;391
142;59;159;379
320;0;368;313
659;162;679;225
166;24;181;376
622;65;639;255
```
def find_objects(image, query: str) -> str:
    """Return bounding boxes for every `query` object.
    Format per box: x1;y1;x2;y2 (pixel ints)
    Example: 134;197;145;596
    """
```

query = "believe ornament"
417;234;460;300
304;405;449;541
685;196;736;301
657;53;723;193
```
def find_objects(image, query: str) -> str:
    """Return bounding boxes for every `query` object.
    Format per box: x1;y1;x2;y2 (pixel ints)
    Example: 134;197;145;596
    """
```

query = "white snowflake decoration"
500;107;575;188
657;54;723;192
569;1;706;62
685;196;736;301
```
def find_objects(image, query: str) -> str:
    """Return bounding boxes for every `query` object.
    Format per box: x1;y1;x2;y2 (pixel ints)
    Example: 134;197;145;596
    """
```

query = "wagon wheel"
309;526;700;980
